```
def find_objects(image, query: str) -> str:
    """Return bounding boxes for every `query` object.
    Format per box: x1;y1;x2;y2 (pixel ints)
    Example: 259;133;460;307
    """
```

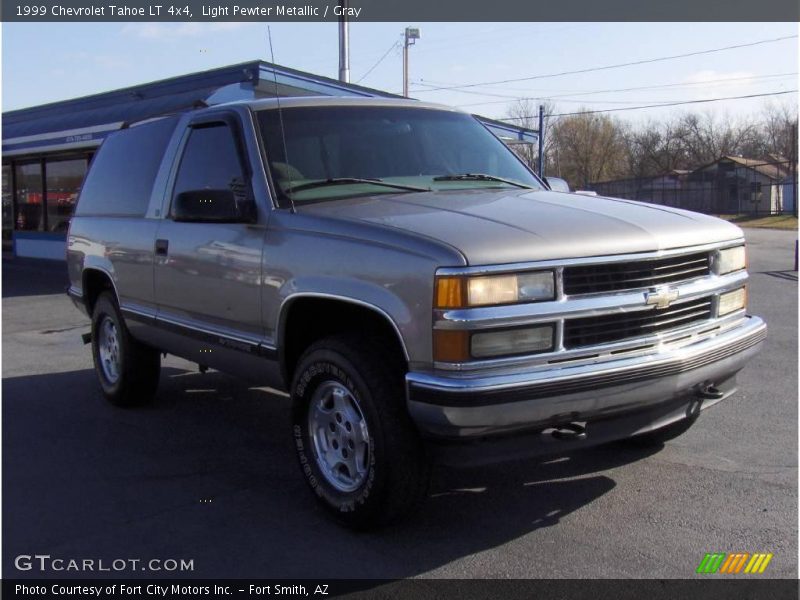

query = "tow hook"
550;422;588;441
696;384;724;400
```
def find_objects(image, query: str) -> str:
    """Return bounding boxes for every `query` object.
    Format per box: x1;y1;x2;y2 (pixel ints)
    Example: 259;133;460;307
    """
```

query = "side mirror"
172;189;255;223
544;177;570;193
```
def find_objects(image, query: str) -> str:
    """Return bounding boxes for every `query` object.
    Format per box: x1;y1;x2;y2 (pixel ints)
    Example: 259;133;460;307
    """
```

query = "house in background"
782;176;796;214
687;155;793;215
590;155;796;215
588;170;690;207
638;170;691;208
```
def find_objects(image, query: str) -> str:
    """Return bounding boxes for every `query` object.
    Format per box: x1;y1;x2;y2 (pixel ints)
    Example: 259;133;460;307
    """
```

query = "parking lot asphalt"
2;227;797;580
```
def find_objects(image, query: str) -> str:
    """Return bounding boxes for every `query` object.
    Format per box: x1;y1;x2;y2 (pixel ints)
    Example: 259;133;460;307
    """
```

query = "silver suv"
67;97;766;528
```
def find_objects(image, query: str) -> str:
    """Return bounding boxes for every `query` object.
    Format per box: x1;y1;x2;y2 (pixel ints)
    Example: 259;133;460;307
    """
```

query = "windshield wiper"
432;173;534;189
285;178;429;194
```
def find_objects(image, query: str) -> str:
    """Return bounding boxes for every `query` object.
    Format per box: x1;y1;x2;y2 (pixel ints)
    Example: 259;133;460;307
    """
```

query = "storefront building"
1;60;537;260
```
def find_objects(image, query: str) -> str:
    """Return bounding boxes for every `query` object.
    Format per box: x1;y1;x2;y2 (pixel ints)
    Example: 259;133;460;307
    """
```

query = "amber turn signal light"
432;329;470;362
435;276;466;309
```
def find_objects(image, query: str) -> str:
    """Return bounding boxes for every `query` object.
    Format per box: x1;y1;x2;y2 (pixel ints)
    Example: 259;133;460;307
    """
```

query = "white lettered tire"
291;334;430;529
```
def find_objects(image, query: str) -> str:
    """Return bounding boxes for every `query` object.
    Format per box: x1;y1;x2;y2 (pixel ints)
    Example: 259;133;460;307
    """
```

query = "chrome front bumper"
406;315;766;439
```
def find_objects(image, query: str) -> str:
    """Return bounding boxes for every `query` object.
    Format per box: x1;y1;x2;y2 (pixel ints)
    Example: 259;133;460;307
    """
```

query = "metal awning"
2;59;538;156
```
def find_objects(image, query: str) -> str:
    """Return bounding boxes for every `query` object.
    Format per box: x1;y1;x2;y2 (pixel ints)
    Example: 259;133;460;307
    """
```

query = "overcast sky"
2;22;798;124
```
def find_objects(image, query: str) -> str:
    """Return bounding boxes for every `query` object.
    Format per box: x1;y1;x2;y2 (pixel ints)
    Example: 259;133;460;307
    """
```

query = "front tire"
91;291;160;407
291;334;430;529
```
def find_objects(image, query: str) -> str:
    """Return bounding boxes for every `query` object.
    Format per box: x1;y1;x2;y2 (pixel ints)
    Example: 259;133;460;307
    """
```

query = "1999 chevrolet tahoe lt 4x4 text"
67;97;766;528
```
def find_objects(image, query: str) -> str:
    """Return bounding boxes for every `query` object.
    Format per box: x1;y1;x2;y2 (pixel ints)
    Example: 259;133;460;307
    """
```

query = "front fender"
277;281;413;362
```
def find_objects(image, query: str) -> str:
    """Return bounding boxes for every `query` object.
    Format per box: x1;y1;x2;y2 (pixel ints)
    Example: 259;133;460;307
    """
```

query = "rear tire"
91;291;160;407
291;334;430;529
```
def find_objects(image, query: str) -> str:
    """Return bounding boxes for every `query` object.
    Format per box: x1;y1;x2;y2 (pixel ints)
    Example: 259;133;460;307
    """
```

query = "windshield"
257;105;544;205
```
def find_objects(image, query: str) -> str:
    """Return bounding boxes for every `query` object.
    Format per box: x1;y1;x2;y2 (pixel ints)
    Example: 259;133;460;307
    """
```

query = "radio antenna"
267;26;296;214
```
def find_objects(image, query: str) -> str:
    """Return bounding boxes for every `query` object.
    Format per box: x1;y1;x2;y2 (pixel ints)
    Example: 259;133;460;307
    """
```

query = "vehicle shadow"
2;256;70;298
758;270;798;282
3;366;659;579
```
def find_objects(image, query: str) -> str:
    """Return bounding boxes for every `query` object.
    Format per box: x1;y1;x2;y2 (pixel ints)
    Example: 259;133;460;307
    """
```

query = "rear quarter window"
74;116;178;217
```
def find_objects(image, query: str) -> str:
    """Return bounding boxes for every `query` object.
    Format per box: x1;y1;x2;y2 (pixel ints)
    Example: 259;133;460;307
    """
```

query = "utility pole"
537;104;545;177
402;27;420;97
337;0;350;83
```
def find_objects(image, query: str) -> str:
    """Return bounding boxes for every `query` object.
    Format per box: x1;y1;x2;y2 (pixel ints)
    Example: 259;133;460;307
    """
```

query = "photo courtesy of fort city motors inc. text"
0;0;798;598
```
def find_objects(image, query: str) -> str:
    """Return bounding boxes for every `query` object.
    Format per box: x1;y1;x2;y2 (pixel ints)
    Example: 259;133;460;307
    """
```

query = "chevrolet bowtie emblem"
645;286;679;309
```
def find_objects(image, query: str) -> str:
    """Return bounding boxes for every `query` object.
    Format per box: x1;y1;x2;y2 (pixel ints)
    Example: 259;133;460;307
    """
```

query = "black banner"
3;579;800;600
1;0;799;22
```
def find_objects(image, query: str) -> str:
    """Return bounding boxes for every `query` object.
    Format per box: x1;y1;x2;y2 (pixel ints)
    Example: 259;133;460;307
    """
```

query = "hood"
299;189;744;266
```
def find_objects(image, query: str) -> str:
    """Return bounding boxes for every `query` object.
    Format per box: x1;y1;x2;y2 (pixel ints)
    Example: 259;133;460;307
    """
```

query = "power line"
499;89;798;120
450;72;799;107
470;71;796;97
413;82;529;99
414;23;590;54
410;35;798;93
547;98;687;105
412;23;535;49
355;40;401;84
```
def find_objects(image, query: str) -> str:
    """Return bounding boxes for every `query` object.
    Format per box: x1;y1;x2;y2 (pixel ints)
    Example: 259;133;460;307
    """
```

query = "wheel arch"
277;293;410;387
82;267;119;315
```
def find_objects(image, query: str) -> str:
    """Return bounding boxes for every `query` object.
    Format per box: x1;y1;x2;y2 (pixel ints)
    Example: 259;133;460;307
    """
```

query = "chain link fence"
589;158;798;216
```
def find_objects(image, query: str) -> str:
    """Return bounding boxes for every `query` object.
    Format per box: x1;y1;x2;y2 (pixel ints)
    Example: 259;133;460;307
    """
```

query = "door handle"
155;239;169;256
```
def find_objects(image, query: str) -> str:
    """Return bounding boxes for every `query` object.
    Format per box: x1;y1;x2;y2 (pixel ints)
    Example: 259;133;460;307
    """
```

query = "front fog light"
471;325;554;358
717;246;746;275
718;287;746;316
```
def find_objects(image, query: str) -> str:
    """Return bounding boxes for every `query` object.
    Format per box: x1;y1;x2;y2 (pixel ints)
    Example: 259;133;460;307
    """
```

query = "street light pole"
537;104;545;177
402;37;408;97
402;27;419;97
338;0;350;83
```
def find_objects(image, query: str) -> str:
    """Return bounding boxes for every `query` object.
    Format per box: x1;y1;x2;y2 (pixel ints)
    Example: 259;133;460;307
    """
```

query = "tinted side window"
75;117;177;217
172;123;249;205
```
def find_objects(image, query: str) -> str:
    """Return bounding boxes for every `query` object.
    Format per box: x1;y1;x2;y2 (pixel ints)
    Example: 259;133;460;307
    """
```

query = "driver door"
153;113;267;372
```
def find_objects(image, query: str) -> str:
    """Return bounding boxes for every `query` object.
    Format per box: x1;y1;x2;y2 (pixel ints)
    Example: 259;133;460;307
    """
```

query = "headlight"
718;287;747;316
717;245;746;275
435;271;555;308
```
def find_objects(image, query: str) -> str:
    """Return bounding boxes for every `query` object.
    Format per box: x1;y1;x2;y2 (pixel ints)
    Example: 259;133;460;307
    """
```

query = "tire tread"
92;291;160;407
292;333;429;529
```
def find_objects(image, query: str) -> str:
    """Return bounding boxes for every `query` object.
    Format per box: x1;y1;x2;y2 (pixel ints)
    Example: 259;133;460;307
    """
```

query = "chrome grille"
563;296;713;349
563;252;711;295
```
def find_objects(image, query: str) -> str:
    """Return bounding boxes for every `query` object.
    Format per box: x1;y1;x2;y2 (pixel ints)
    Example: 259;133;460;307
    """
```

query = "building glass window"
46;158;87;232
2;165;12;242
14;162;43;231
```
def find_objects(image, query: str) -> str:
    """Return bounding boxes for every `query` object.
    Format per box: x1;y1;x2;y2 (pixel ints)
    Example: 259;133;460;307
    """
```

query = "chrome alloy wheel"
308;380;371;492
97;316;121;384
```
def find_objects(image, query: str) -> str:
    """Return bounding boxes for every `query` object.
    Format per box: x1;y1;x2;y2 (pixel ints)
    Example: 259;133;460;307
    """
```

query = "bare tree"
674;111;762;166
758;101;798;159
622;118;689;179
501;100;798;188
548;110;627;189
